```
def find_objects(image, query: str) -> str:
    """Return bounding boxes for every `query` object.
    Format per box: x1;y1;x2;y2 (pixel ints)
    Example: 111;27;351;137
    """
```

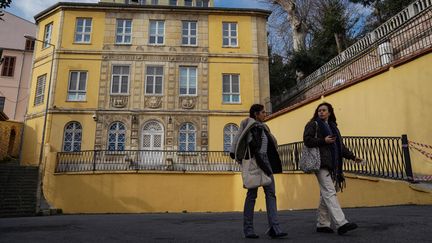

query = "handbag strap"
242;145;251;159
314;121;318;138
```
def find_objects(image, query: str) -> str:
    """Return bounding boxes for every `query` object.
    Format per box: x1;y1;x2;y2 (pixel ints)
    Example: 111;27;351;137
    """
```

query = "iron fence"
56;150;240;173
56;135;414;181
277;135;413;181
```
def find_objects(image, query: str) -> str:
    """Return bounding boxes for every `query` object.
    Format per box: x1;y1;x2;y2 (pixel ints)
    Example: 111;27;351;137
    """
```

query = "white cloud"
11;0;98;22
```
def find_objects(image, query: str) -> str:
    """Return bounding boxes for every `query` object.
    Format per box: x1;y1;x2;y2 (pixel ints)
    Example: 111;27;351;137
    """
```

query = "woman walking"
303;102;363;235
230;104;287;239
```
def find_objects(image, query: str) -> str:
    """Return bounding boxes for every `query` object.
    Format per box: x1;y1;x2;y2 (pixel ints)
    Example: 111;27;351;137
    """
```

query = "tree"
0;0;12;21
349;0;413;27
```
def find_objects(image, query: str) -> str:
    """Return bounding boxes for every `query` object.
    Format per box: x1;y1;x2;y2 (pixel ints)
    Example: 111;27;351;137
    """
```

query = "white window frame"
111;65;130;95
196;0;209;7
108;122;126;151
182;21;198;46
222;74;241;104
62;122;82;152
179;123;196;152
223;124;239;152
34;74;46;106
148;20;165;45
145;66;164;95
222;22;238;47
116;19;132;44
74;18;92;43
67;71;88;101
43;23;53;48
179;66;197;96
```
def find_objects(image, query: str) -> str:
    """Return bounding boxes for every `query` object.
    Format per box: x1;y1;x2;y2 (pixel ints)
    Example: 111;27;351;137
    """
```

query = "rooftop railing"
272;1;432;112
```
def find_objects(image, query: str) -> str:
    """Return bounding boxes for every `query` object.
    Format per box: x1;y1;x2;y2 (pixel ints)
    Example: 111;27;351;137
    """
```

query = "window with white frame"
68;71;87;101
222;74;240;103
145;66;163;95
74;18;92;43
169;0;177;5
223;124;239;152
179;123;196;151
196;0;209;7
149;20;165;45
182;21;197;46
179;67;197;95
222;22;238;47
116;19;132;44
63;122;82;152
184;0;193;6
43;23;53;48
34;74;46;106
108;122;126;151
111;65;130;94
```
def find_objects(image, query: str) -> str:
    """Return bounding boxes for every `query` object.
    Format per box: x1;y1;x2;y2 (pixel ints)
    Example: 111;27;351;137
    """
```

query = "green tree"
0;0;12;21
349;0;413;27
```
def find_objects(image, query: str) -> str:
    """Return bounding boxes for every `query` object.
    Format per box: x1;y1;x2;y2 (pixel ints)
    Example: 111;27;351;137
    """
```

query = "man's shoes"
244;233;259;239
316;227;334;233
337;222;358;235
266;227;288;239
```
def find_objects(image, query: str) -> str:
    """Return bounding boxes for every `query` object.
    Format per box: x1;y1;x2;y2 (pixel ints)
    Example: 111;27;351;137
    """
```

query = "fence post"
93;150;97;172
401;134;414;182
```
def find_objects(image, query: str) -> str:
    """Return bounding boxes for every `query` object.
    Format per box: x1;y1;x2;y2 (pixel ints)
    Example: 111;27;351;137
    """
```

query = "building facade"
21;1;270;165
0;11;36;121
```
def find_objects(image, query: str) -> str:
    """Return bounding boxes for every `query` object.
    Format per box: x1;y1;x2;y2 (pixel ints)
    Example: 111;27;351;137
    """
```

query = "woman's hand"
354;158;366;165
325;135;336;144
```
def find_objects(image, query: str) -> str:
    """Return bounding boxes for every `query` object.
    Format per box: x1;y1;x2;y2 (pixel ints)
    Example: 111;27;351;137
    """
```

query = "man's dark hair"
249;104;264;119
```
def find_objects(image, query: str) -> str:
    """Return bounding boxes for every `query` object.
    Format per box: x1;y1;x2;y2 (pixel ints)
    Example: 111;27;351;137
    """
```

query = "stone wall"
0;121;23;160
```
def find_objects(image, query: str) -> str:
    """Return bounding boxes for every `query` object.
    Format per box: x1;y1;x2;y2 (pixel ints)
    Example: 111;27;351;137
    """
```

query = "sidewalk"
1;205;431;242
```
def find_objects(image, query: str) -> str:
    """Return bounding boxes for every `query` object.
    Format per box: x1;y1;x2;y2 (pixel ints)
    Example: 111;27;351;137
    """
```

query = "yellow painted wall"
53;55;101;108
46;114;97;152
21;116;44;165
61;11;105;50
42;150;432;213
266;53;432;175
35;11;61;59
208;59;256;111
208;15;252;54
208;115;244;151
27;61;53;115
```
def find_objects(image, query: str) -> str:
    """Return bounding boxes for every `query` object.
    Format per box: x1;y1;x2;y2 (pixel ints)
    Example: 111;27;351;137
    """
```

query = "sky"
6;0;269;23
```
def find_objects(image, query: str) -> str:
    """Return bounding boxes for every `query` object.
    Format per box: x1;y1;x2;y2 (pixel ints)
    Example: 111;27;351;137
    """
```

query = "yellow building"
21;1;270;165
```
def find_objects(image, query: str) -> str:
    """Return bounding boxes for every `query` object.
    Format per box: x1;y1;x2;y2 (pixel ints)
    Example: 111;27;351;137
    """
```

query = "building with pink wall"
0;11;36;121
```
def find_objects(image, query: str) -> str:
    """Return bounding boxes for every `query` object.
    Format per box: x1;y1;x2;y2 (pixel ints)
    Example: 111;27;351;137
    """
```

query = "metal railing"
277;135;413;181
56;150;240;173
272;2;432;112
55;135;414;181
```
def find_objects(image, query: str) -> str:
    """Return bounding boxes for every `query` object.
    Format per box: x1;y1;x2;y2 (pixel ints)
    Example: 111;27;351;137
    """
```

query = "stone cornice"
35;2;270;23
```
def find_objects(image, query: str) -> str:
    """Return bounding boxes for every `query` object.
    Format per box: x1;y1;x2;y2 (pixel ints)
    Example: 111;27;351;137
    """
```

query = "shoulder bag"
299;121;321;173
241;146;272;189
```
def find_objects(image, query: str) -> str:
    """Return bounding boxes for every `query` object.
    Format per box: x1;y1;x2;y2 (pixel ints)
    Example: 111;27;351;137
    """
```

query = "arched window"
223;124;239;152
179;123;196;151
108;122;126;151
63;122;82;152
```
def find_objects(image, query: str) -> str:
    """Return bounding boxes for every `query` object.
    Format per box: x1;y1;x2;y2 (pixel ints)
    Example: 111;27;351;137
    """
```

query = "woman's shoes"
244;233;259;239
337;222;358;235
316;227;334;233
266;227;288;239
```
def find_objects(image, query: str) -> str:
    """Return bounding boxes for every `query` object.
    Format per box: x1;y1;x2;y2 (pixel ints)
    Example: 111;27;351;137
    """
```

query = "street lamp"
24;35;56;214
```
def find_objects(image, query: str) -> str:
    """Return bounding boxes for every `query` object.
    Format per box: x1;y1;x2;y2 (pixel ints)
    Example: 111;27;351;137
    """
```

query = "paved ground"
1;205;432;242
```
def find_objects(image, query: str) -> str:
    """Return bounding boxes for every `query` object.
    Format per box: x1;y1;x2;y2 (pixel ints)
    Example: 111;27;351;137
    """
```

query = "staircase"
0;163;39;217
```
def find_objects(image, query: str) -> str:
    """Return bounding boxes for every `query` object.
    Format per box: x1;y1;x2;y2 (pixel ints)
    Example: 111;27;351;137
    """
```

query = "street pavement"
1;205;431;242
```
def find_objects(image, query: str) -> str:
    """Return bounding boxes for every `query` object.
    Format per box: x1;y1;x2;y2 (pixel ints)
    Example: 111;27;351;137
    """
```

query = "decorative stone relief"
145;96;162;109
180;96;197;109
110;95;129;108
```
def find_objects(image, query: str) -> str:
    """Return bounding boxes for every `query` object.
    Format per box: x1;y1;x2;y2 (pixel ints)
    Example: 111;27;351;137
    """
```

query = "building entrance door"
140;121;164;169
